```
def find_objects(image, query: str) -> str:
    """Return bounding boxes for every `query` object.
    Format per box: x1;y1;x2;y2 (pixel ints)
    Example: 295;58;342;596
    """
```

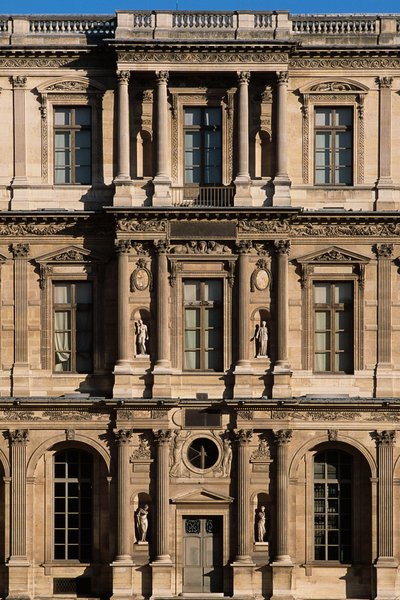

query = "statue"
136;504;149;542
136;319;149;355
170;430;189;476
256;321;268;357
256;506;266;542
221;437;232;477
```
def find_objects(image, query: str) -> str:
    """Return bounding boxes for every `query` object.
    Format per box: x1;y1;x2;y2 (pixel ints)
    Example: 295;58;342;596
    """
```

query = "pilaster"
234;72;252;205
376;77;394;208
11;244;30;396
152;241;172;397
114;70;133;206
273;71;291;205
10;76;28;209
374;244;394;397
153;71;172;205
272;241;292;398
7;429;30;600
234;242;254;396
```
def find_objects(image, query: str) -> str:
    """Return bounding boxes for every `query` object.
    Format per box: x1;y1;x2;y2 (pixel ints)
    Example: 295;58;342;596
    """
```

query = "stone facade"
0;9;399;600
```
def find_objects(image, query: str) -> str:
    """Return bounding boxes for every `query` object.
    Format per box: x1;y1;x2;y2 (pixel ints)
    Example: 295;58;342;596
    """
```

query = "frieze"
0;410;40;421
238;219;400;237
119;51;289;64
45;81;91;92
41;410;102;421
0;57;81;68
290;57;400;70
171;240;231;254
271;410;362;421
0;221;76;236
237;409;254;420
117;219;167;233
309;81;361;92
151;409;169;419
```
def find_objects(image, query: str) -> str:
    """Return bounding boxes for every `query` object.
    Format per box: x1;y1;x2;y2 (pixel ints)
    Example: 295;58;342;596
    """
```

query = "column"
236;242;251;369
10;76;28;187
274;429;292;564
274;240;290;371
153;429;172;563
114;240;132;371
11;243;30;396
114;429;134;562
374;431;397;600
234;429;253;562
9;429;29;563
236;72;250;181
273;71;291;204
115;71;131;181
375;244;394;397
377;77;393;187
154;241;170;370
153;71;171;204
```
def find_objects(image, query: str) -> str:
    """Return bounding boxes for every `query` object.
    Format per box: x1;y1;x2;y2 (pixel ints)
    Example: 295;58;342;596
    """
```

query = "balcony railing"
291;15;377;34
28;15;116;36
171;186;235;208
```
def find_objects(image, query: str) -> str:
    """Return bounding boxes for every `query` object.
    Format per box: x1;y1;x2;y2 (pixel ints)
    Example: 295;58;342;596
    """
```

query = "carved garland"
299;81;367;185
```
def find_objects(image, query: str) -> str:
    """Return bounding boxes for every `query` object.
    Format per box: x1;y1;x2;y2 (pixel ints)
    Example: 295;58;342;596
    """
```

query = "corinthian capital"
115;429;134;445
274;429;292;445
156;71;169;84
374;430;396;447
237;71;251;85
154;429;172;445
277;71;289;85
274;240;290;256
10;243;30;258
10;75;27;88
9;429;29;445
234;429;253;445
117;70;130;84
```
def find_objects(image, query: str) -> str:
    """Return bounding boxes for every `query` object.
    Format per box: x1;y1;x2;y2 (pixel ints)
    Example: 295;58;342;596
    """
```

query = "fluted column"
375;244;393;368
236;72;250;181
114;429;134;562
234;429;253;562
9;429;29;562
152;70;171;206
236;242;252;369
154;241;170;370
10;76;28;186
273;71;291;204
116;71;131;181
274;240;290;371
375;431;396;562
377;77;393;187
153;430;172;563
114;240;132;371
274;429;292;564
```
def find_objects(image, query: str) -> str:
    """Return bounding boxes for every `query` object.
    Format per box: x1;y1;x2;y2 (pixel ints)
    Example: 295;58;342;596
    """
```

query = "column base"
11;363;30;396
375;364;395;397
234;178;252;206
114;179;134;206
272;369;292;399
231;561;255;597
150;560;173;597
375;181;396;210
233;369;255;398
153;178;172;206
270;562;294;600
272;177;291;206
111;559;136;600
7;561;31;600
374;558;398;600
152;369;172;398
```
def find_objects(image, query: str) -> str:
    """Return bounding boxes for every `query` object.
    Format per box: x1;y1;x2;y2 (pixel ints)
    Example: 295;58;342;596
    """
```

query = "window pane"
184;281;200;302
75;166;91;184
184;351;200;370
315;108;332;126
334;282;353;304
54;108;71;126
184;329;200;350
204;108;221;126
205;348;222;370
314;283;330;304
185;308;200;329
76;282;92;304
315;132;331;151
204;280;222;302
75;107;91;126
336;107;352;126
314;353;330;372
75;130;91;150
184;107;201;126
54;283;71;304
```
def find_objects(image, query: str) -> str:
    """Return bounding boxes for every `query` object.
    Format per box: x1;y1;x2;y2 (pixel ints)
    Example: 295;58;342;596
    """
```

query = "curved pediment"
35;245;104;264
297;246;370;265
300;78;369;94
37;76;105;94
171;488;234;504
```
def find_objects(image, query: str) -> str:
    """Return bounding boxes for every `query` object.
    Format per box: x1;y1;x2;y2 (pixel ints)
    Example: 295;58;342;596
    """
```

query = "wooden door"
183;517;223;593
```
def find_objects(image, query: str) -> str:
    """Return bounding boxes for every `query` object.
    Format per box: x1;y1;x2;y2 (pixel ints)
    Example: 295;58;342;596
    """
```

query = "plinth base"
374;558;398;600
272;177;291;206
7;561;31;600
152;370;172;398
231;561;255;596
110;559;135;600
272;370;292;398
233;370;255;398
150;561;173;597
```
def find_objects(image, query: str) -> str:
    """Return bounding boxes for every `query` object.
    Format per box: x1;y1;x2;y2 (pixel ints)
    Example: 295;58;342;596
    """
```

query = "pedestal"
7;560;31;600
150;561;173;598
374;559;398;600
110;560;135;600
233;370;255;398
270;563;294;600
272;371;292;399
231;562;255;596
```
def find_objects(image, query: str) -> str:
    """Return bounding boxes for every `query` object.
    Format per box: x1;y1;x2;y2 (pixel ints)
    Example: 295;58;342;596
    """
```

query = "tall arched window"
54;449;93;561
314;450;352;562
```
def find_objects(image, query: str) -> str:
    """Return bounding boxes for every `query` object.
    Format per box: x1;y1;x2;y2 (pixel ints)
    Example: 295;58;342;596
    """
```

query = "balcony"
171;185;234;208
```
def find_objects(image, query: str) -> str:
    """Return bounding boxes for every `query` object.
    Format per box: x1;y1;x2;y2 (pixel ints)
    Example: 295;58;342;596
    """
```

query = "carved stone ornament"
115;240;132;255
277;71;289;85
237;409;254;420
130;242;148;256
274;429;292;445
119;51;289;65
171;240;231;254
117;70;130;84
377;76;393;89
374;430;396;446
156;70;169;84
115;429;134;444
290;57;400;70
375;243;394;259
131;436;152;460
130;259;152;292
169;261;183;287
274;240;290;255
327;429;338;442
237;240;254;254
251;260;271;292
10;243;30;258
238;71;251;84
0;220;76;236
9;429;29;444
151;409;169;419
310;81;361;92
41;410;98;421
234;429;253;444
154;429;172;444
51;249;89;262
117;219;167;233
154;239;170;254
261;85;273;102
65;428;75;441
10;75;27;88
271;409;362;421
250;438;270;461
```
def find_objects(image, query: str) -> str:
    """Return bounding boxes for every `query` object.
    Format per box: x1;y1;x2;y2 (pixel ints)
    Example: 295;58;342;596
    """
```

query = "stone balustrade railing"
0;11;399;44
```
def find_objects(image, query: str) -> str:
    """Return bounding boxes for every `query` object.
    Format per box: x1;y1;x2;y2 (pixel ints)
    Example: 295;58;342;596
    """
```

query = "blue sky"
1;1;400;15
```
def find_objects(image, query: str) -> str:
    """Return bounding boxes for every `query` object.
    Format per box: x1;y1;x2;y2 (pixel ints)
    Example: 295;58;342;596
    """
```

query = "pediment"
35;245;103;264
300;78;369;94
297;246;370;265
171;488;234;504
37;76;105;94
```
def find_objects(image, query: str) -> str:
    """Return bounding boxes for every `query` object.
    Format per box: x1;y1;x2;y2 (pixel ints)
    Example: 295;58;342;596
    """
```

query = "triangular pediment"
37;76;105;94
35;245;103;264
297;246;370;265
171;488;234;504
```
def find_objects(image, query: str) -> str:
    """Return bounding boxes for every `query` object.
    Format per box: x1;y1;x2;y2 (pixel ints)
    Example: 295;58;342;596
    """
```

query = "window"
54;107;91;184
54;282;93;373
315;107;352;185
184;107;222;184
313;282;353;373
183;279;223;371
54;449;93;561
314;450;352;562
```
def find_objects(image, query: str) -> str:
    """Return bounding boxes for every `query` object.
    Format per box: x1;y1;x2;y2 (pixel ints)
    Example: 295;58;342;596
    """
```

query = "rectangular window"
183;279;223;371
184;107;222;185
54;107;92;184
314;450;352;562
53;282;93;373
315;107;353;185
313;282;353;373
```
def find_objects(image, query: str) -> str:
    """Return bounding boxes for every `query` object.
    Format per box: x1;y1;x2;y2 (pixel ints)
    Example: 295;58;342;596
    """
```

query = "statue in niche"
135;319;149;355
136;504;149;542
256;506;266;542
255;321;268;357
221;437;232;477
170;430;190;476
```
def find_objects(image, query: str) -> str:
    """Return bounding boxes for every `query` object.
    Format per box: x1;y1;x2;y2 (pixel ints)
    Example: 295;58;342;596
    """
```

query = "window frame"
53;280;94;374
53;106;92;185
314;106;353;186
183;106;222;186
